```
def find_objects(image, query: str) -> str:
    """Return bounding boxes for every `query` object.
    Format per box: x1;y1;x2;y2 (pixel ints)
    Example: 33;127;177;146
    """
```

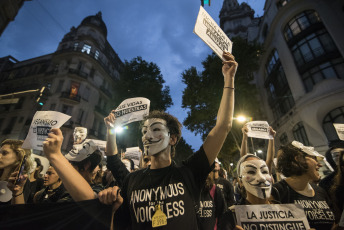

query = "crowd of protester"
0;52;343;230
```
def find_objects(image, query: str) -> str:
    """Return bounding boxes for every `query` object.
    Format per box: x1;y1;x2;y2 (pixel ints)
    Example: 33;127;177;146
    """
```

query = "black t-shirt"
272;180;335;230
106;154;130;188
215;177;235;208
115;145;213;230
27;178;44;203
198;185;226;230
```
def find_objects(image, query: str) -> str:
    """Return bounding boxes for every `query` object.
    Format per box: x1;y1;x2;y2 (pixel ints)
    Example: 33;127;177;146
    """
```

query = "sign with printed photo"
333;123;344;141
193;6;233;61
234;204;310;230
246;121;273;140
112;97;150;127
22;111;71;151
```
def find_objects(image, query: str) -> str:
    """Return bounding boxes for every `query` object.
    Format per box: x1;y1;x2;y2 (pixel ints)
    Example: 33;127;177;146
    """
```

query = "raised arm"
43;128;95;201
240;124;249;157
104;111;118;157
7;171;27;204
203;52;238;165
266;126;276;173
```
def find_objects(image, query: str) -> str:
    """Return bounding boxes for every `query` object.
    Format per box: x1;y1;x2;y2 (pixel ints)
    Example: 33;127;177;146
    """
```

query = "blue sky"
0;0;265;150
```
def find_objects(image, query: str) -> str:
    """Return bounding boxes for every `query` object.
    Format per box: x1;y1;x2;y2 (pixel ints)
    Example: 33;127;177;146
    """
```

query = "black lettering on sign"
36;126;51;141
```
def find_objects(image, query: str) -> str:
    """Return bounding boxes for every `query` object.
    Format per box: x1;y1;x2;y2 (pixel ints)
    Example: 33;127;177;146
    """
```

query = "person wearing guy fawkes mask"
96;51;238;230
73;127;88;145
59;139;104;202
213;159;235;208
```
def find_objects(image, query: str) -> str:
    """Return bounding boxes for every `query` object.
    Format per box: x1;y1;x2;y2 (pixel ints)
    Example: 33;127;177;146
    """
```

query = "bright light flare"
115;126;124;133
236;115;247;123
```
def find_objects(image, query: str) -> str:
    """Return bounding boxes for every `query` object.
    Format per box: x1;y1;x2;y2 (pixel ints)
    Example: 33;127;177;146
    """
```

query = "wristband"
224;86;235;89
13;191;23;197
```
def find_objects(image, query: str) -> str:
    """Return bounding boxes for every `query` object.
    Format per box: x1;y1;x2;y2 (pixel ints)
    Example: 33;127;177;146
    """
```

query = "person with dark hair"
27;157;44;203
272;141;335;230
221;153;275;230
213;160;235;208
1;139;32;204
95;51;237;229
329;149;344;229
198;171;226;230
319;140;344;191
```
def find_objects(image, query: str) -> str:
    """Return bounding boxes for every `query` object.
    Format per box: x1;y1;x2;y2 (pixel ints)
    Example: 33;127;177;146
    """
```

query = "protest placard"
194;6;232;61
235;203;310;230
112;97;150;127
333;123;344;141
246;121;273;140
89;139;106;156
124;147;141;167
22;111;71;151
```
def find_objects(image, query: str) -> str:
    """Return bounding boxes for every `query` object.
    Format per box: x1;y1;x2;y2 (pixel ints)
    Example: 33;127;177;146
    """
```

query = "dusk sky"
0;0;265;150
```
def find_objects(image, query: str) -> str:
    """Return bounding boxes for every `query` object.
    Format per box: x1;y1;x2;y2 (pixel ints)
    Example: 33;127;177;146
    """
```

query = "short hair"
276;143;308;177
70;150;102;173
1;139;32;174
143;110;182;157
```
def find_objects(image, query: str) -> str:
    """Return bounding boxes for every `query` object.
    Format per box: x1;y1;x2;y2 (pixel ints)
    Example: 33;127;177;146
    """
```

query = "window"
293;122;310;145
3;117;17;134
61;104;73;116
74;42;79;51
323;106;344;142
95;50;99;60
279;133;289;145
56;80;64;93
302;58;344;92
290;29;337;67
265;49;295;120
284;10;321;41
50;103;56;111
81;44;92;54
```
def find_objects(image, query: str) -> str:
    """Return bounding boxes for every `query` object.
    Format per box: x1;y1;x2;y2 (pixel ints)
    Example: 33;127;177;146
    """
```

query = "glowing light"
257;149;263;153
236;116;247;123
115;126;123;133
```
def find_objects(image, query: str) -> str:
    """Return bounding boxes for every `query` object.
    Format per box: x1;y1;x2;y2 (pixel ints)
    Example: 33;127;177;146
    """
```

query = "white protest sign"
193;6;233;61
22;111;71;151
31;154;50;175
124;147;141;167
246;121;273;140
235;204;310;230
89;139;106;156
112;97;150;127
333;123;344;141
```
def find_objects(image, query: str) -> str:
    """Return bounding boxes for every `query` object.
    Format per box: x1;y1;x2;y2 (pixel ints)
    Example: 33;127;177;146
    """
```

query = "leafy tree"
174;137;194;165
181;37;264;170
113;57;173;151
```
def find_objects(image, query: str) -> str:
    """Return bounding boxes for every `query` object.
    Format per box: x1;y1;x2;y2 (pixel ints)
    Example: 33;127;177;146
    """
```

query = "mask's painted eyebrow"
260;165;268;170
245;165;257;170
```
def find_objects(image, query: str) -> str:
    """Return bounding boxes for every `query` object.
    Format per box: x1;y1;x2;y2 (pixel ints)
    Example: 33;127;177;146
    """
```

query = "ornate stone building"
220;0;344;153
0;12;123;152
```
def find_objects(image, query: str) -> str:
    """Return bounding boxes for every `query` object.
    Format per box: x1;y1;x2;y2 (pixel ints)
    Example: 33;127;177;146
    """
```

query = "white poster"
246;121;273;140
124;147;141;167
333;123;344;141
193;6;233;61
22;111;71;151
31;154;50;175
235;204;310;230
112;97;150;127
89;139;107;156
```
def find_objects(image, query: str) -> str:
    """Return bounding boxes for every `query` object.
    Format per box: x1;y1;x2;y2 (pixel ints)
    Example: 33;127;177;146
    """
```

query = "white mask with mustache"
142;118;170;156
239;159;272;199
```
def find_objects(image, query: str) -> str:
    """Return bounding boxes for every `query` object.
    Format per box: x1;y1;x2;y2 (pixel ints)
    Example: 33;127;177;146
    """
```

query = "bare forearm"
49;153;95;201
266;139;275;172
240;135;248;157
106;129;118;156
11;193;25;204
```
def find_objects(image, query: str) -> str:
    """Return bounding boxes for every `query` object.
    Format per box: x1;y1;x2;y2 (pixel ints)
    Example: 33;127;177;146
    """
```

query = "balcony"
60;91;81;103
68;68;88;80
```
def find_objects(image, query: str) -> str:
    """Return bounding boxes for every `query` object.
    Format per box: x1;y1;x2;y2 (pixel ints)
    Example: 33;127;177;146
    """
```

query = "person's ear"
169;135;177;146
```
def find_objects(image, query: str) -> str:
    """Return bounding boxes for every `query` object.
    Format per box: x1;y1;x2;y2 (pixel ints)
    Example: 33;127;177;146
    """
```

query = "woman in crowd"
272;141;335;230
27;157;44;203
1;139;32;204
222;153;274;229
198;170;226;230
329;149;344;229
33;165;68;203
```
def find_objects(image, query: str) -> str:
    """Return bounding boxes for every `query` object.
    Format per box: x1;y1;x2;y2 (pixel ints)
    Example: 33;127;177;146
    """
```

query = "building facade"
220;0;344;153
0;12;123;153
